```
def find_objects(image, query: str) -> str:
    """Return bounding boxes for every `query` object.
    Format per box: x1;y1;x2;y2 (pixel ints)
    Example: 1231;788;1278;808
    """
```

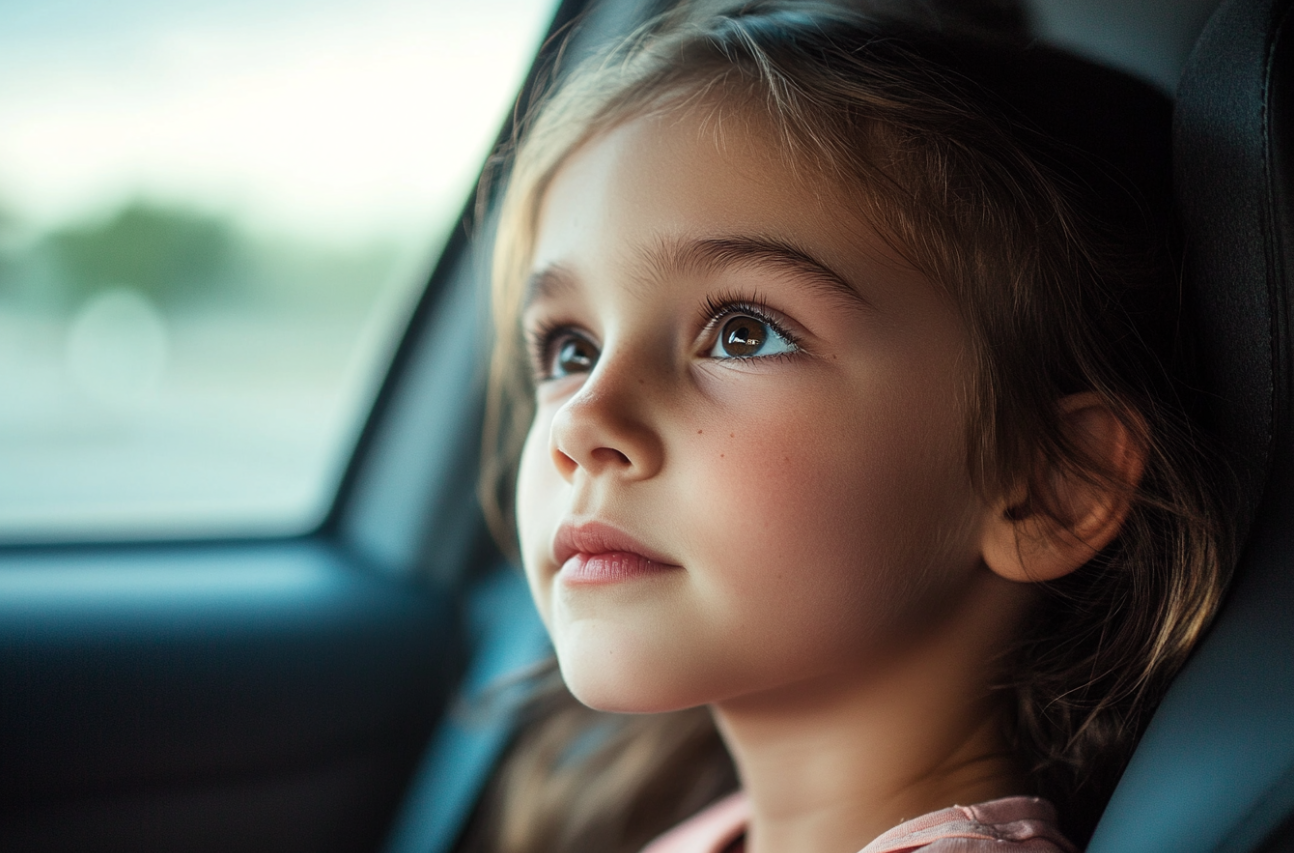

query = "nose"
549;357;664;483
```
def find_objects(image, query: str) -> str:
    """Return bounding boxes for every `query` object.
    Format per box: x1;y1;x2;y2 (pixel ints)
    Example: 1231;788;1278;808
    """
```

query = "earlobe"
982;393;1147;584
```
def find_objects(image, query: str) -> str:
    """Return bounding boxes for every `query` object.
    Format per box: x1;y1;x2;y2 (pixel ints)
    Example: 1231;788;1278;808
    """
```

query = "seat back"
1087;0;1294;851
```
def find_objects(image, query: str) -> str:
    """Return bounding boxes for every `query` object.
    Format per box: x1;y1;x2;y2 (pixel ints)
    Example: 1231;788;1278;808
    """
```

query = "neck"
711;570;1035;853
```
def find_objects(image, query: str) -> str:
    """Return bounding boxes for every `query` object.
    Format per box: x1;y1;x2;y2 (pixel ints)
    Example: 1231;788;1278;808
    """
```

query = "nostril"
553;448;578;478
591;447;631;467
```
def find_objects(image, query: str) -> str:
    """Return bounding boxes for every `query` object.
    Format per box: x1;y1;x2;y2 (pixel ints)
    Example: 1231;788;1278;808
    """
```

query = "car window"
0;0;555;543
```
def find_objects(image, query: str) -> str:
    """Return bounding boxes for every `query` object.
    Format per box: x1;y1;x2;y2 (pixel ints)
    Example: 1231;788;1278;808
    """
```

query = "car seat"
1086;0;1294;851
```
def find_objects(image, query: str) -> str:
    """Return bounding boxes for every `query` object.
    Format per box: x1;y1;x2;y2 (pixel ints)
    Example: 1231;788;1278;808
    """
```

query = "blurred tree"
0;202;20;301
44;201;236;306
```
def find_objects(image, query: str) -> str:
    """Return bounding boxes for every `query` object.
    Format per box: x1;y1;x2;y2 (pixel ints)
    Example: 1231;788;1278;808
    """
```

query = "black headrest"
1176;0;1294;536
1088;0;1294;851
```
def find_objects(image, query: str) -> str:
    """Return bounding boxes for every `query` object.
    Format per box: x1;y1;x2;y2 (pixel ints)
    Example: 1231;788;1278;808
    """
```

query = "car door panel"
0;541;457;853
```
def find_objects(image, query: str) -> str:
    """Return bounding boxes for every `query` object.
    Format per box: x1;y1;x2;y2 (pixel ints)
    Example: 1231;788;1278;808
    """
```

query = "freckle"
784;456;789;462
721;453;725;458
639;379;645;385
729;433;734;438
697;430;703;435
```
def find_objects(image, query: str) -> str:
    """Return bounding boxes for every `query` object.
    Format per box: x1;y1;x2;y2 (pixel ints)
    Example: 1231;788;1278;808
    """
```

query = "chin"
554;631;711;714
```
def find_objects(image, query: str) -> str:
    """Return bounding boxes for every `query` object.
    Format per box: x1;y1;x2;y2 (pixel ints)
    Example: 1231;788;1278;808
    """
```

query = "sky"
0;0;555;245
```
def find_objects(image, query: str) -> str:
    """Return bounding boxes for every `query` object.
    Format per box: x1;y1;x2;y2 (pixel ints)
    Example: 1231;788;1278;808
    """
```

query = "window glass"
0;0;554;541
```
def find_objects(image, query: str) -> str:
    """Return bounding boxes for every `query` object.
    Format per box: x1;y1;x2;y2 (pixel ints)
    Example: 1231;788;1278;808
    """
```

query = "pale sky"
0;0;555;244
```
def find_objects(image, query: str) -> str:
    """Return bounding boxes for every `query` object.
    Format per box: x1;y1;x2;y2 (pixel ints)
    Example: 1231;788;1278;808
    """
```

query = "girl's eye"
545;332;599;379
708;313;797;359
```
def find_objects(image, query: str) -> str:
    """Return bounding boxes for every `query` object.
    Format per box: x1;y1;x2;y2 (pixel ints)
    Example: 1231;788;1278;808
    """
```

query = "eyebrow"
658;236;872;311
521;235;872;312
522;264;576;312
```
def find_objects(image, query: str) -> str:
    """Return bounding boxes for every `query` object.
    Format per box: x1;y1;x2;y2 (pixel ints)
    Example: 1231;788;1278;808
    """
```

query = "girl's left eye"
708;313;797;359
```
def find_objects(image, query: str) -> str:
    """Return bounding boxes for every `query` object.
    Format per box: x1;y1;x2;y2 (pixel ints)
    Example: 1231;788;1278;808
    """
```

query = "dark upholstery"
1087;0;1294;851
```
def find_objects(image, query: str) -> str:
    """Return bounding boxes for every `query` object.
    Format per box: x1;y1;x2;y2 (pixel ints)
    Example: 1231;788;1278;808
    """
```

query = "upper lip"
552;520;678;567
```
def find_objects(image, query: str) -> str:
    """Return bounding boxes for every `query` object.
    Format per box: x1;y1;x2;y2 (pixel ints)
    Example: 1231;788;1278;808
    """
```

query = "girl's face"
516;105;999;713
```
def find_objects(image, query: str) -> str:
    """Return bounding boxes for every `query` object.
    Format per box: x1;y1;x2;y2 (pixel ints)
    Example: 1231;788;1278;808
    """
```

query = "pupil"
722;316;765;357
557;338;594;373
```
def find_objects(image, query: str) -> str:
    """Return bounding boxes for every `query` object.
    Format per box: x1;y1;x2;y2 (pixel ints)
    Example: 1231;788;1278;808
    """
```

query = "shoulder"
861;796;1078;853
639;794;1075;853
639;792;749;853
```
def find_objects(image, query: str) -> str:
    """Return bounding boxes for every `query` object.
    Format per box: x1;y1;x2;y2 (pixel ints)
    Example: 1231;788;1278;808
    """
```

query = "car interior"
0;0;1290;851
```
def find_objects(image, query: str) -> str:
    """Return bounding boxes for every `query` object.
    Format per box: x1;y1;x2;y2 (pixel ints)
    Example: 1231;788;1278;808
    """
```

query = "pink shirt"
640;793;1077;853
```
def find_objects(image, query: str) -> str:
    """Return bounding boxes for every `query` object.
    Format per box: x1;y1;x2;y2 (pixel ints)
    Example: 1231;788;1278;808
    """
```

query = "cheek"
689;386;956;555
676;376;982;674
515;411;559;626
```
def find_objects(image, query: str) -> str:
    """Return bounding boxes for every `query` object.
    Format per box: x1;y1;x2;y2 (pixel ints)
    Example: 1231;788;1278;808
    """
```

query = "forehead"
528;102;909;299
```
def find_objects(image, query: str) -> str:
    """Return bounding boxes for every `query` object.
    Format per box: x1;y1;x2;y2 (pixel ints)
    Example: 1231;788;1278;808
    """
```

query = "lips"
552;521;679;583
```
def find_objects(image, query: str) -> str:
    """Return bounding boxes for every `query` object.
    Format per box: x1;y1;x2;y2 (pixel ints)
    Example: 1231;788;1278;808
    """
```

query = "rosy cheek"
678;375;958;609
683;397;833;563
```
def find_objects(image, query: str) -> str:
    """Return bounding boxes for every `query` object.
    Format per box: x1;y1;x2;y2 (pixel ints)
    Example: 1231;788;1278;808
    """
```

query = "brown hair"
471;2;1231;849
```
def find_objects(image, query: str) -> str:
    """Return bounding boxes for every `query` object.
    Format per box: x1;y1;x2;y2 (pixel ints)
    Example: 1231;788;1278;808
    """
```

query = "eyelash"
699;292;802;357
526;318;584;381
525;292;802;381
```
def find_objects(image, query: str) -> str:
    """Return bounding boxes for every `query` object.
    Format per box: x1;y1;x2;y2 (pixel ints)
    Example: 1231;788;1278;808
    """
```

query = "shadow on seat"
1087;0;1294;851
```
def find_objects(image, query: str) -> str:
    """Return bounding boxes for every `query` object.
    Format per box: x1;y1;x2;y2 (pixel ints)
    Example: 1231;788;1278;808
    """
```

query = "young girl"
470;2;1230;851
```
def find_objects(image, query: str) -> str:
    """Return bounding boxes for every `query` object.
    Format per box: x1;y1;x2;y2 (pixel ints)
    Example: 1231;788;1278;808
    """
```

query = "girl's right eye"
535;330;599;380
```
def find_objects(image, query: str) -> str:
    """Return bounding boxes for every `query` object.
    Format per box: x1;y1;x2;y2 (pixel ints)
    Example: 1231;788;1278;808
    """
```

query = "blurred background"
0;0;553;541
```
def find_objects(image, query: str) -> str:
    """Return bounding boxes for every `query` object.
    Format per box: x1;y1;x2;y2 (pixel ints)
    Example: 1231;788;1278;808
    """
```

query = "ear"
981;392;1147;583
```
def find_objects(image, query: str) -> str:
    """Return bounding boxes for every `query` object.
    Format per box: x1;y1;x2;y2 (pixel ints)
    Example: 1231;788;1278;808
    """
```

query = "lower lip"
559;551;676;585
